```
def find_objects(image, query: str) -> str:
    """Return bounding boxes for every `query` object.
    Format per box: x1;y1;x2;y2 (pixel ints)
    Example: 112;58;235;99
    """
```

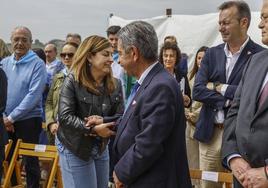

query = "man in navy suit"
112;21;191;188
193;1;263;188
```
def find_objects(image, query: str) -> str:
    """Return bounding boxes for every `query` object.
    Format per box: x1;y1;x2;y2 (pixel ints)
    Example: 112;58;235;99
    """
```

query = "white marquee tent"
109;12;263;70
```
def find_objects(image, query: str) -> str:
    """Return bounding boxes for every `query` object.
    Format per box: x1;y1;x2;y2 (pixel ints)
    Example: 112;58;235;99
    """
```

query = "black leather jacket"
57;73;124;161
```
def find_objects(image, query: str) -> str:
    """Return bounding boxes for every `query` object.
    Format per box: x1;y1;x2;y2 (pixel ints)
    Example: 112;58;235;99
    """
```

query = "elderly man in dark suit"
222;1;268;187
193;1;263;188
112;21;191;188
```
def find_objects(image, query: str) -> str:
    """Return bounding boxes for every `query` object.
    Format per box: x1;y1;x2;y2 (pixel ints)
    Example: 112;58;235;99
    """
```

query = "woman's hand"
49;123;59;135
84;115;103;127
183;94;191;107
93;122;116;138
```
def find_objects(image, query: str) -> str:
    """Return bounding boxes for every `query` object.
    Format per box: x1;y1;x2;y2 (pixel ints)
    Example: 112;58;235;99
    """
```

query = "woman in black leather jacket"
56;35;124;188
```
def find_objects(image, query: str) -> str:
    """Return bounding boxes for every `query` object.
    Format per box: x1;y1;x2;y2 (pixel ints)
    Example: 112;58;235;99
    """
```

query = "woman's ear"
87;53;92;63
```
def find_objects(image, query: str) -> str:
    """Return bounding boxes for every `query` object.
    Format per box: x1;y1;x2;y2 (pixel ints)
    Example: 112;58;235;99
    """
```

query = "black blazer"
193;39;263;143
113;63;192;188
0;68;8;147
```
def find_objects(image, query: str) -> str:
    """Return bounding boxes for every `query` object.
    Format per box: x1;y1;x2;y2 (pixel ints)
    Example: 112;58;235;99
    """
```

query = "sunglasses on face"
60;53;74;58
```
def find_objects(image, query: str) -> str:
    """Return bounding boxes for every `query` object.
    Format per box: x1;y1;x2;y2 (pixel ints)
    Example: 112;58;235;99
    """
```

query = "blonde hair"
71;35;115;95
0;39;11;59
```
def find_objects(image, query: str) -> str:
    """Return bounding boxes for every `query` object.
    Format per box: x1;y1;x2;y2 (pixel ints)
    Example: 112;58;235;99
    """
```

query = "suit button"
250;128;255;133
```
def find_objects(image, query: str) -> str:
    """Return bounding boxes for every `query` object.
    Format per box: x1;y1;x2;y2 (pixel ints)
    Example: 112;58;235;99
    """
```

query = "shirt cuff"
220;84;228;96
7;116;15;123
227;154;242;168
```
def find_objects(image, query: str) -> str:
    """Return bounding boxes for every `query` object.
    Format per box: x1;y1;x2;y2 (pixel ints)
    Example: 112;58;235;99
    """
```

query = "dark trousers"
7;117;42;188
108;136;115;182
0;146;4;181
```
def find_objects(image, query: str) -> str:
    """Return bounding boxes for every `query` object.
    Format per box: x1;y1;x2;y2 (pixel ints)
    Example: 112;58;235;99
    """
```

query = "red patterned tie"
258;81;268;108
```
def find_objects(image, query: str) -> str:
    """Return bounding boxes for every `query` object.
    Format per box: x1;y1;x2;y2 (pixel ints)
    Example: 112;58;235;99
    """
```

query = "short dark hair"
164;35;178;45
159;42;181;66
33;48;46;64
106;25;121;36
218;0;251;28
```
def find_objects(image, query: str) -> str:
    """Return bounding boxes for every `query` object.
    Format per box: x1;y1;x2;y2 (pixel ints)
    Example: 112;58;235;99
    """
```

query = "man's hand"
113;171;124;188
206;82;223;93
183;94;191;107
4;117;14;132
93;122;116;138
49;123;59;135
230;157;251;185
84;115;103;127
207;82;214;90
240;167;268;188
215;84;223;93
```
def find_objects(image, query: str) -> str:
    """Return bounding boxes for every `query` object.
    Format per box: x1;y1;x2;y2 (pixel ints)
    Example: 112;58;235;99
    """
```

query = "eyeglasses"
60;53;74;58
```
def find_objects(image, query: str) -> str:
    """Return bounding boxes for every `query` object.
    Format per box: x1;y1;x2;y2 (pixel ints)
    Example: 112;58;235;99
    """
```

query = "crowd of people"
1;0;268;188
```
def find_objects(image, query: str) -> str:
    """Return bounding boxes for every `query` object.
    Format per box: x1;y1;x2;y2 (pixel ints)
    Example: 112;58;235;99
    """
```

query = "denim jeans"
57;140;109;188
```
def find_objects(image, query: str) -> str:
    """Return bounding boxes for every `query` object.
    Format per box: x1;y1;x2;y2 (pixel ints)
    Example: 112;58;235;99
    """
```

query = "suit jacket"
222;50;268;169
0;68;8;147
193;39;263;142
113;63;191;188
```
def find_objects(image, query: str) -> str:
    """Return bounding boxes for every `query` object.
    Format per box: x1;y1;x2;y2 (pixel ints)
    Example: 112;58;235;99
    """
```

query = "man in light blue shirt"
1;26;47;188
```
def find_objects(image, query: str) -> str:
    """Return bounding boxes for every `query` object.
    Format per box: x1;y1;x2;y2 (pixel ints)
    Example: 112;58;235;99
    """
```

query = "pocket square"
132;100;137;105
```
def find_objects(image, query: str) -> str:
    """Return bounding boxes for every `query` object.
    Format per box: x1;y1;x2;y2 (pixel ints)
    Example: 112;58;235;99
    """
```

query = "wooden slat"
190;168;233;187
2;139;60;188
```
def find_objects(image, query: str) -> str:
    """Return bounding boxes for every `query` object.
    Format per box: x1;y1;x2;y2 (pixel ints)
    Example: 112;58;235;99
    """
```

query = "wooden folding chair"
190;168;233;188
2;139;59;188
3;139;13;178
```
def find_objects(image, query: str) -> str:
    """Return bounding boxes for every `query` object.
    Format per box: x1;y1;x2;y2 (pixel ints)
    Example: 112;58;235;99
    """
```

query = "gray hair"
118;21;158;62
11;26;32;41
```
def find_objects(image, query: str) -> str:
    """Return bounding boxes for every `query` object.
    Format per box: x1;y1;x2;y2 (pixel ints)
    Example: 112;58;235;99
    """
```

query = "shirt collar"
224;37;249;57
137;62;158;85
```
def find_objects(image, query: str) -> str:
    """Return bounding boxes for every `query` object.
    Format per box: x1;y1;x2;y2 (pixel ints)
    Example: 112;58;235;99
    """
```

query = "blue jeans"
57;141;109;188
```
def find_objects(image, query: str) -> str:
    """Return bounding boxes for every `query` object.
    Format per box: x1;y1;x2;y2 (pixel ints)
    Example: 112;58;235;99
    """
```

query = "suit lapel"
217;46;227;83
113;63;162;147
253;64;268;119
228;39;254;84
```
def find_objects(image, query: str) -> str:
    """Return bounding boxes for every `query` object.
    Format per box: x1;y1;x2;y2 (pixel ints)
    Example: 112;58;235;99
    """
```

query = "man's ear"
240;17;249;29
132;46;139;62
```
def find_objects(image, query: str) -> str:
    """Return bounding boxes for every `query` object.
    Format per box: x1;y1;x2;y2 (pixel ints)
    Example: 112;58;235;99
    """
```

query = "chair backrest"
2;139;59;188
5;139;13;160
190;168;233;188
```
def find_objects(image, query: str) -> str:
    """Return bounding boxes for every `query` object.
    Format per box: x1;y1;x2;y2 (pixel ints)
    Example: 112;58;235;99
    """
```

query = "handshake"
84;115;116;138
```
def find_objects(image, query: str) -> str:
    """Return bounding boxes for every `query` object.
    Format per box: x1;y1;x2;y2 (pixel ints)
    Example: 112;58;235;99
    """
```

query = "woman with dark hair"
188;46;209;81
185;46;208;188
56;36;123;188
45;42;79;145
159;42;191;107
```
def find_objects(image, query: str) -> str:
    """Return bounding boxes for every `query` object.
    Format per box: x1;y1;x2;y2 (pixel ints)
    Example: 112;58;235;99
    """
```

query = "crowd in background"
1;0;268;188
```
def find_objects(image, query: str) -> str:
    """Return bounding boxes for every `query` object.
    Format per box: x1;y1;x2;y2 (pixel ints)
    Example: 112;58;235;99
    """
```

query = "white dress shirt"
214;37;249;124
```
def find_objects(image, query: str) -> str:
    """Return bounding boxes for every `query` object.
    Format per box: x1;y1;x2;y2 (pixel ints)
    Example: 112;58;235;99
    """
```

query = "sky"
1;0;262;43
